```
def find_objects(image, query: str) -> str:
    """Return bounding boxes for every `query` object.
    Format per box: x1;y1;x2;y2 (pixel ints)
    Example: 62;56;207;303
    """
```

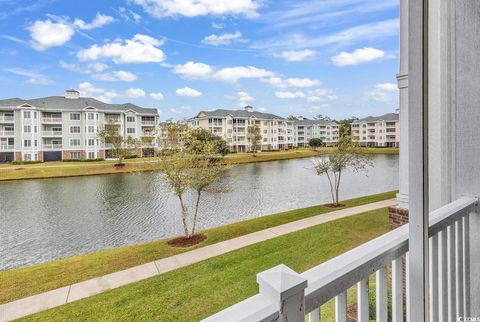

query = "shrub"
62;158;105;162
11;160;43;165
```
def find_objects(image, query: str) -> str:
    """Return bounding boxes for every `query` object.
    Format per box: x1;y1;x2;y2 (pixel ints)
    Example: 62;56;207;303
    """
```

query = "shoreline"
0;148;398;182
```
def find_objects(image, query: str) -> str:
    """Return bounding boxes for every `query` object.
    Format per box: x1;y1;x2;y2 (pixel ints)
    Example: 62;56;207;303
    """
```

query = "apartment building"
187;106;339;152
0;89;159;162
290;117;339;147
351;112;400;147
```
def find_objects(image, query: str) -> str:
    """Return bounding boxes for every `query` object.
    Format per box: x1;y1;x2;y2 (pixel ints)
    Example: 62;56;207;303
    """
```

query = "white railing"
141;120;156;126
42;131;62;136
105;118;121;124
0;145;14;150
0;116;14;122
42;117;62;123
202;197;477;322
235;132;246;136
0;130;14;136
43;144;62;149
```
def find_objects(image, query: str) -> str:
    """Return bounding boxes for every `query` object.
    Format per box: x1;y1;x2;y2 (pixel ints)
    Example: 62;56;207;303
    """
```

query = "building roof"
196;108;284;120
352;113;399;123
289;117;337;126
0;96;158;115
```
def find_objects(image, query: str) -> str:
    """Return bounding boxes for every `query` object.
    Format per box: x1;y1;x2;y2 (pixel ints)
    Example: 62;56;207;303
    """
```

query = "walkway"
0;198;396;321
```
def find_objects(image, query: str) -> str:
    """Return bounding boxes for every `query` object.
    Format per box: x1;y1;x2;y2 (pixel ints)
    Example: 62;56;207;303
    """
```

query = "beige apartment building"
351;112;400;147
187;106;339;152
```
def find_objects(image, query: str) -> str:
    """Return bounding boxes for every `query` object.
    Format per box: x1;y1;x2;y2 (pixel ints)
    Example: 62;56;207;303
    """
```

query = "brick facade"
388;205;409;229
62;150;86;160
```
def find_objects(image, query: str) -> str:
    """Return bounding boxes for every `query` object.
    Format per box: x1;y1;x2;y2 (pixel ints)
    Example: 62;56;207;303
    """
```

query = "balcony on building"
141;116;156;126
43;138;62;150
42;126;62;137
0;126;14;136
42;113;62;123
105;114;122;124
0;112;14;123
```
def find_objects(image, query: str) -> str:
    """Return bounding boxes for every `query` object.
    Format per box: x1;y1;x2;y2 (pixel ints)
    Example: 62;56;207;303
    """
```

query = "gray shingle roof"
0;96;158;115
352;113;399;123
290;118;337;126
197;109;284;120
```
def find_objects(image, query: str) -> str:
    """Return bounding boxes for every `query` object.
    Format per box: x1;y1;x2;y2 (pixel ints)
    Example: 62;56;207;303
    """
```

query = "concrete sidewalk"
0;198;396;321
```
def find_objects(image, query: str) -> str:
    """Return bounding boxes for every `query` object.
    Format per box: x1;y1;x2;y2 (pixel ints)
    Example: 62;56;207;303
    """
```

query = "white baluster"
335;291;347;322
392;257;403;322
376;267;388;322
309;308;320;322
406;253;410;322
429;234;438;322
358;278;369;322
448;224;457;321
463;215;470;316
456;220;464;319
439;229;448;322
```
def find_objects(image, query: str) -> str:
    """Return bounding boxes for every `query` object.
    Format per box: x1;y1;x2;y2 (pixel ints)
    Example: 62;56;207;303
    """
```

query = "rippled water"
0;155;398;270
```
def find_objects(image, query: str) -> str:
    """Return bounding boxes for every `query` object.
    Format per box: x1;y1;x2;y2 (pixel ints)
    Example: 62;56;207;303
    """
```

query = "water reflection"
0;155;398;270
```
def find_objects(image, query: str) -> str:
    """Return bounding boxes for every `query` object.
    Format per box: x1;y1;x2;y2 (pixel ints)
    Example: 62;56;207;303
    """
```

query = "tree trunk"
191;190;201;237
335;170;342;205
325;171;336;204
178;194;189;237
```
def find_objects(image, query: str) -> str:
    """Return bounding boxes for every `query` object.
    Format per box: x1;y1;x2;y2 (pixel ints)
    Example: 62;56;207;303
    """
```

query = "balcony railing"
42;131;62;137
234;132;246;136
141;120;156;126
202;197;477;322
105;118;121;124
43;144;62;149
0;116;14;122
42;117;62;123
0;130;14;136
0;145;14;150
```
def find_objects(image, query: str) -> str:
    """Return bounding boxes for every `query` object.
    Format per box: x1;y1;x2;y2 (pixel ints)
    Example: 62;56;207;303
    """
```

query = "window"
88;126;95;133
24;154;32;161
70;139;81;147
23;125;31;133
70;126;81;134
70;152;81;159
127;128;136;134
70;113;80;120
34;112;37;119
88;139;95;146
23;111;31;119
87;113;95;120
88;152;95;159
127;116;136;122
24;139;31;147
263;130;267;134
263;138;267;142
34;126;37;133
34;140;37;147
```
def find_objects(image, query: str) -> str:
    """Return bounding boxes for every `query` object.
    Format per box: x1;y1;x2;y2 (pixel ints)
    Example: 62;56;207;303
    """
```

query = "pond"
0;154;399;270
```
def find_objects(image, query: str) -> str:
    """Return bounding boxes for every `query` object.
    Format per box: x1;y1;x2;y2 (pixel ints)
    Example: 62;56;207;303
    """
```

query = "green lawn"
20;208;390;322
0;191;396;304
0;148;398;181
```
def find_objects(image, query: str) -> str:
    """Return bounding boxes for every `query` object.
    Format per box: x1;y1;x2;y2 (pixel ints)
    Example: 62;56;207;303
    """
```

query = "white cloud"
92;70;137;82
202;31;245;46
237;91;254;106
213;66;275;83
118;7;142;23
173;61;212;79
331;47;385;66
88;63;109;72
211;22;224;29
77;34;166;64
275;91;306;99
176;86;202;97
265;77;320;89
4;68;52;85
150;92;164;100
28;19;74;50
132;0;260;18
74;13;114;30
78;82;145;103
366;83;398;102
258;107;267;112
279;49;316;62
170;106;192;114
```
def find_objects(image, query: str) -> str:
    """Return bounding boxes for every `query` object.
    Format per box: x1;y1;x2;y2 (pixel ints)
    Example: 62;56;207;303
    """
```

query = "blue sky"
0;0;399;120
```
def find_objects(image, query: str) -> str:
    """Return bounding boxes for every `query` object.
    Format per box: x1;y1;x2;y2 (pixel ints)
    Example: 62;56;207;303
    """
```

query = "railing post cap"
257;264;307;302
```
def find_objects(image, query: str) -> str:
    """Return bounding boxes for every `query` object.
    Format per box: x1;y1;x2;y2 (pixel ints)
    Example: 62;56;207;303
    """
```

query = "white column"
396;0;409;209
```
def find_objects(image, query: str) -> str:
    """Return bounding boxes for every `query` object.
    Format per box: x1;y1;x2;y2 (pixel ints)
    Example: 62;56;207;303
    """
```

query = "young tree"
247;125;262;153
309;138;323;149
184;128;229;156
159;128;232;240
97;126;138;165
312;136;372;206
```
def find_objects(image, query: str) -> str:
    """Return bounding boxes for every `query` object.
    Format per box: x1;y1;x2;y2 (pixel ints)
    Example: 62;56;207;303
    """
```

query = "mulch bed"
325;203;346;208
168;234;207;247
114;163;126;168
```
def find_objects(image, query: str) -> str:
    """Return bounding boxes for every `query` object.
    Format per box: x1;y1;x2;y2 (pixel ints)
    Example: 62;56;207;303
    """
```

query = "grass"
19;208;390;322
0;191;396;304
0;148;398;181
